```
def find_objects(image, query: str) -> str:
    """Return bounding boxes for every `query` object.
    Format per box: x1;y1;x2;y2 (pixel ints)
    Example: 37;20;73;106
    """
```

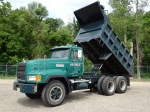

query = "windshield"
50;49;69;59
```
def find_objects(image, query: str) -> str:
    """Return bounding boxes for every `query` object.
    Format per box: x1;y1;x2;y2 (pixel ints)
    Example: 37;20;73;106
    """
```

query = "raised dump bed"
74;1;133;75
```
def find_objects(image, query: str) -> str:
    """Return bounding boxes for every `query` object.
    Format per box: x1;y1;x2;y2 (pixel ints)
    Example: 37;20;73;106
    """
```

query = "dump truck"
13;1;134;107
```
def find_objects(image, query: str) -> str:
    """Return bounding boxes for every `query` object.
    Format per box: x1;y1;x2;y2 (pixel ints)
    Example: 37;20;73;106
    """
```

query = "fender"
45;75;71;93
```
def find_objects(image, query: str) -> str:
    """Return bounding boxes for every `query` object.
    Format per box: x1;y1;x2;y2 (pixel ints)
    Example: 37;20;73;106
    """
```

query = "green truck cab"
13;1;133;107
13;45;88;106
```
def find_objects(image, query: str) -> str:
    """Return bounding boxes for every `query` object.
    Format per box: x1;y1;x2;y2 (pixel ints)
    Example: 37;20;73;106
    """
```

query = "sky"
7;0;112;24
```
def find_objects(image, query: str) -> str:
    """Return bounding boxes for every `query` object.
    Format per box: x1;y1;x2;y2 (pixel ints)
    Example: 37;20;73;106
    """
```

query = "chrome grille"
17;64;26;80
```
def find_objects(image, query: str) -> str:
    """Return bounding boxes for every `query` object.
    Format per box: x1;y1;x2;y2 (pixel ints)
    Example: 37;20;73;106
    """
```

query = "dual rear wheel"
97;76;127;96
116;76;127;93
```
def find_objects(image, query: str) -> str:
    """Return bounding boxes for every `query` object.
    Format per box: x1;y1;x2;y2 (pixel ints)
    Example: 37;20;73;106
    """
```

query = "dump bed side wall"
74;1;134;75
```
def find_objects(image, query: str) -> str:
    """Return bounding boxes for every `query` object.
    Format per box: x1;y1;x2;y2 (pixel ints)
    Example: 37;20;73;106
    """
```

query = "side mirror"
78;50;82;59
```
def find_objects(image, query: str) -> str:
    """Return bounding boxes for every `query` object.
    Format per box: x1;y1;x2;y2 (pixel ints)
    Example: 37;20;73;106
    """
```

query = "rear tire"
44;80;66;107
116;76;127;93
113;76;117;80
25;93;41;99
102;77;116;96
97;76;106;94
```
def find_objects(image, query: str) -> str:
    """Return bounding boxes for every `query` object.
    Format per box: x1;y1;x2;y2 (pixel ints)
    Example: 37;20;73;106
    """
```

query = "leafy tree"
141;11;150;65
0;1;50;63
108;0;132;41
0;7;36;63
0;1;15;63
108;0;149;79
67;17;80;38
48;27;73;47
28;2;48;21
45;18;64;32
133;0;149;79
27;2;49;58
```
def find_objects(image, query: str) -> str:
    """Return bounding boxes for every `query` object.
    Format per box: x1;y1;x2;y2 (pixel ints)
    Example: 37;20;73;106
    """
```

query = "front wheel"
44;80;66;107
25;93;41;99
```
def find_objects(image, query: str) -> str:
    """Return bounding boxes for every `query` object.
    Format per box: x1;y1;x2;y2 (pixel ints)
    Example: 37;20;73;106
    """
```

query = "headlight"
28;76;36;81
28;75;41;82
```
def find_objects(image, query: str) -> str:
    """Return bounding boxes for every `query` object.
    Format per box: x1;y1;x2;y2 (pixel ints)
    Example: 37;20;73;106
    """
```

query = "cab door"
69;49;83;77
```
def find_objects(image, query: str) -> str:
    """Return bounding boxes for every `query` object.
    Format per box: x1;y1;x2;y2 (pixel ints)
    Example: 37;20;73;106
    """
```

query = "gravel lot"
0;79;150;112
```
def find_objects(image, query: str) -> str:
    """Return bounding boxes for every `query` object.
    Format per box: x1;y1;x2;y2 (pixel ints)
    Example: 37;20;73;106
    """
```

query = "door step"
70;79;89;83
72;89;90;93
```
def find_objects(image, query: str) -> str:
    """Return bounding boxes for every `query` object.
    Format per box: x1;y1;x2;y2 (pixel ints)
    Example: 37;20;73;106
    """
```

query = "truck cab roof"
50;45;82;51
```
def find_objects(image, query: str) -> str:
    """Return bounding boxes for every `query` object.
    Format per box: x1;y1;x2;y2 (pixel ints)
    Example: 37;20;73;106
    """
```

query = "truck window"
50;49;69;59
71;50;78;60
71;49;82;60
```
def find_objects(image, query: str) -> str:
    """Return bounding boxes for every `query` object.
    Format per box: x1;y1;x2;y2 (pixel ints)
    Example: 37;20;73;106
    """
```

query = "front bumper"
13;81;37;94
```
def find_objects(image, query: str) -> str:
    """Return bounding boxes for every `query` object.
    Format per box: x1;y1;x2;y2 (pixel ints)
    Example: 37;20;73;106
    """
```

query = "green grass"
141;73;150;79
131;78;150;82
131;73;150;82
0;74;16;79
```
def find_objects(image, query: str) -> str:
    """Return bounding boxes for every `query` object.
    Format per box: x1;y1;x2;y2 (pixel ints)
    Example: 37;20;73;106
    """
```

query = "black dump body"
74;1;134;75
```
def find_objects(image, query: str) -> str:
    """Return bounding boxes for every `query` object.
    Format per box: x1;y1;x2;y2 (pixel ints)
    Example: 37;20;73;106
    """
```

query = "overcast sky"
7;0;112;24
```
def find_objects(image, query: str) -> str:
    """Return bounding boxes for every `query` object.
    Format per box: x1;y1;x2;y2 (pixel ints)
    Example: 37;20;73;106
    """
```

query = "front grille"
17;63;26;80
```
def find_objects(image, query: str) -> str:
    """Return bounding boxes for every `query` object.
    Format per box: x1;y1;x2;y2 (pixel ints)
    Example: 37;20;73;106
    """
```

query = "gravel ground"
0;79;150;112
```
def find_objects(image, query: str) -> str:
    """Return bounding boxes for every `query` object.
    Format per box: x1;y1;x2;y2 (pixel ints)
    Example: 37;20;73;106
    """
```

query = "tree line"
0;0;150;69
0;1;75;64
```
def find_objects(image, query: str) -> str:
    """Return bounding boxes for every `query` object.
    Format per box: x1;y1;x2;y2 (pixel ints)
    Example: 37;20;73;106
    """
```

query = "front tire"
42;84;49;106
25;93;41;99
44;80;66;107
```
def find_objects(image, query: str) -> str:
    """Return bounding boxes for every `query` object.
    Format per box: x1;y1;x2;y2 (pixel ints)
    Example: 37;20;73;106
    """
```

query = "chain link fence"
0;64;150;78
0;64;17;78
134;66;150;78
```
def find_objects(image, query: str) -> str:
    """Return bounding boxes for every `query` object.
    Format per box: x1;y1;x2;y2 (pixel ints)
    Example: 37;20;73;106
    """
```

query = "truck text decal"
70;64;80;66
56;64;64;67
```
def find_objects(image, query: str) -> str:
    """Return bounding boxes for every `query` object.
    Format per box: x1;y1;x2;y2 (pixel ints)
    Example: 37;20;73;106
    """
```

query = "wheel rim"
49;86;63;102
107;81;114;93
120;80;126;90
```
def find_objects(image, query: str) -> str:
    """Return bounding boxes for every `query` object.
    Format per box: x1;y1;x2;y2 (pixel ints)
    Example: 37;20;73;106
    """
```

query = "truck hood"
20;58;68;75
25;58;68;64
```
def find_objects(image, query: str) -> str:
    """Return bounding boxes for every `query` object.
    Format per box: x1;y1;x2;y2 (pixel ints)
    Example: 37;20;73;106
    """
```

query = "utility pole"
136;0;141;79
